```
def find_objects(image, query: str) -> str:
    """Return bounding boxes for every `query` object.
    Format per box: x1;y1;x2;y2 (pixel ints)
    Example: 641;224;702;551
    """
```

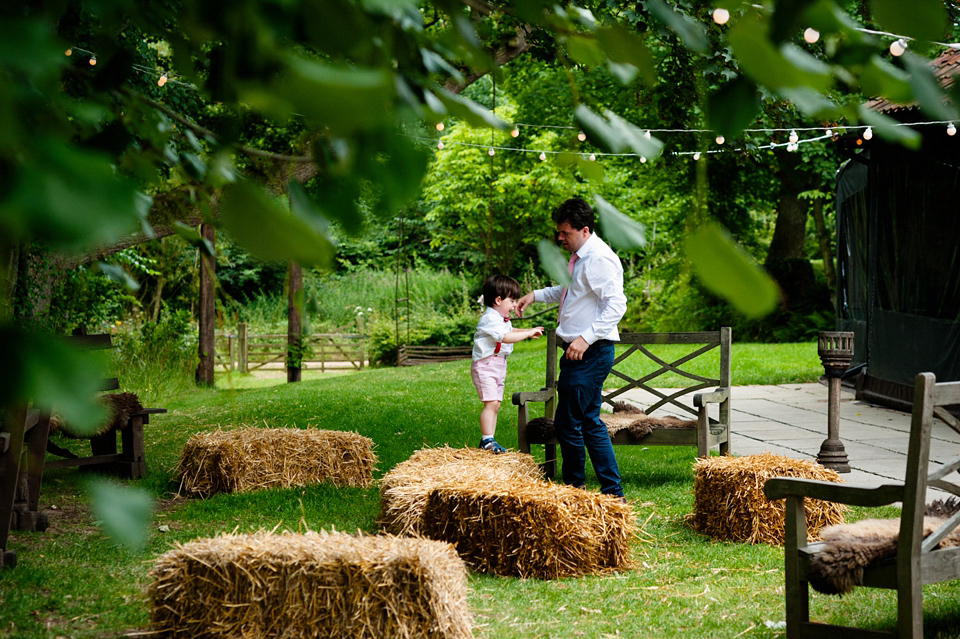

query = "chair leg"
897;571;923;639
697;407;709;458
784;495;809;639
0;406;27;560
120;415;146;479
543;443;557;480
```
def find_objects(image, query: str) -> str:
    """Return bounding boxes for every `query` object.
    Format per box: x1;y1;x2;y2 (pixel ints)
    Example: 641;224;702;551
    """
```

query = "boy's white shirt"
472;306;513;361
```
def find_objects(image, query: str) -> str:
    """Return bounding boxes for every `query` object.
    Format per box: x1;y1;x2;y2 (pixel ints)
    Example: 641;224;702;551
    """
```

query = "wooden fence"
216;323;367;373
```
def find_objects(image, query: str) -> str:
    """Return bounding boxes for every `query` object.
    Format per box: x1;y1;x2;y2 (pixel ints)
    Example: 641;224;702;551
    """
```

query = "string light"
488;147;495;156
789;129;799;143
588;153;596;161
157;73;168;87
65;48;72;56
437;141;444;149
948;123;957;136
890;38;907;56
539;152;547;161
89;55;97;66
436;122;445;131
577;130;586;141
862;126;873;140
511;127;520;138
712;8;730;25
803;28;820;44
643;130;651;139
640;156;647;163
715;135;725;144
693;151;701;160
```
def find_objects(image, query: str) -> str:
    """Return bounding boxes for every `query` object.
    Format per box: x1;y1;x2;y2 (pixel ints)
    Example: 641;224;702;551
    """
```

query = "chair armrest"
764;477;904;507
694;387;729;407
512;389;554;406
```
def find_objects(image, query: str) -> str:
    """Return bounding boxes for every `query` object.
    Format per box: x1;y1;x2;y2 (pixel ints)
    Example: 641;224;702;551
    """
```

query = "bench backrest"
901;372;960;560
542;328;731;420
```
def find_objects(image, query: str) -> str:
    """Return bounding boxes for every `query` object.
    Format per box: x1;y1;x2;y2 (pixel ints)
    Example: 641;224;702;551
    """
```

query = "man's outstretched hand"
516;292;536;317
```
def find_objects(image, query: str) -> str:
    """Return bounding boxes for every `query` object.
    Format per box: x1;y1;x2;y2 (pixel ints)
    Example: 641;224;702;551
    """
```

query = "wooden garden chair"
512;327;731;478
765;372;960;639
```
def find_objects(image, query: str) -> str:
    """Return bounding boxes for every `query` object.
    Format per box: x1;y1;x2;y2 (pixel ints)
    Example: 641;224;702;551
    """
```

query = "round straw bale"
148;530;472;639
422;475;637;579
686;453;847;545
176;427;376;497
378;446;543;536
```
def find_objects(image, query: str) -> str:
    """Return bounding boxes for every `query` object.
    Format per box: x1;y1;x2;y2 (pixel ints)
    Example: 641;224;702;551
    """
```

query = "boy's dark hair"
551;197;594;232
482;274;522;307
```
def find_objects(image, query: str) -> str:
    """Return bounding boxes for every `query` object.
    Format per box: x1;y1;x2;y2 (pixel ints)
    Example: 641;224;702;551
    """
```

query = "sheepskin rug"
524;401;695;444
809;498;960;595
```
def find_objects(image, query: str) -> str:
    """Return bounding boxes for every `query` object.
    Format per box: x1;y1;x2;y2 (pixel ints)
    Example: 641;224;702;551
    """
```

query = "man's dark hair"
551;197;594;232
482;274;522;307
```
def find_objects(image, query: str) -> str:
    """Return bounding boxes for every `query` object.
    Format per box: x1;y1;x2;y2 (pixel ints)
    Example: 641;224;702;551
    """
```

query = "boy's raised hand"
531;326;544;338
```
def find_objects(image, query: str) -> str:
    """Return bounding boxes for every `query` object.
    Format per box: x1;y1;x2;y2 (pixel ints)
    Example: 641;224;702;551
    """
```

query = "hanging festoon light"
715;135;725;145
511;126;520;138
158;73;168;87
803;28;820;44
89;55;97;65
789;129;799;144
644;130;652;140
712;7;730;25
588;153;596;161
436;122;445;131
577;130;587;141
539;151;547;161
65;48;73;56
437;141;444;149
640;156;647;163
693;151;701;161
889;38;907;56
948;122;957;136
863;126;873;140
488;147;495;156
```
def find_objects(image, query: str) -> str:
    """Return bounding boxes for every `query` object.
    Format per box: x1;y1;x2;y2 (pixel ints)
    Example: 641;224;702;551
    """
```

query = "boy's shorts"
471;355;508;402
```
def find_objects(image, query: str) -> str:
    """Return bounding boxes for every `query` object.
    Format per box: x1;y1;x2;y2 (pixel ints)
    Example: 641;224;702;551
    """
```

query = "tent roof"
866;47;960;113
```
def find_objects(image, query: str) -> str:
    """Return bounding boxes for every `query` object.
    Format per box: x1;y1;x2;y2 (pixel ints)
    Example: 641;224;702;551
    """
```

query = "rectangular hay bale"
176;427;376;497
686;452;847;545
148;531;473;639
378;446;543;536
421;476;636;579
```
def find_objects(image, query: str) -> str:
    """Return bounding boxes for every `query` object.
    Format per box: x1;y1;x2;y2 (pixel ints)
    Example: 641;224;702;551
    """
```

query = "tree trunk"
195;224;216;387
286;261;303;383
810;196;836;306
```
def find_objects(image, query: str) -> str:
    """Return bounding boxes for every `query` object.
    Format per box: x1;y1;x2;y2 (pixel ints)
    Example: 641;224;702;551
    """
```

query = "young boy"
472;274;544;453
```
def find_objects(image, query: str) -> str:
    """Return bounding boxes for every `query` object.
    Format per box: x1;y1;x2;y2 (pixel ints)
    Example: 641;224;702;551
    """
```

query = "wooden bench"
0;333;165;567
764;372;960;639
512;328;731;478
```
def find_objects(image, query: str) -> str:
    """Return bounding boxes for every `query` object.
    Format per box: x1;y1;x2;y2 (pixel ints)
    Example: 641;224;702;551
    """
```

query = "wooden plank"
44;454;124;470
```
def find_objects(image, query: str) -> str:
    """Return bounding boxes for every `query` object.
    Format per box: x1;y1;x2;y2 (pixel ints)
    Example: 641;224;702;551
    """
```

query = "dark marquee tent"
834;49;960;410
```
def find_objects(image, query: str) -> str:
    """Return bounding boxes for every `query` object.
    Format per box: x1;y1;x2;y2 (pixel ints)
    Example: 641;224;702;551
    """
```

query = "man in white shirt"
517;198;627;497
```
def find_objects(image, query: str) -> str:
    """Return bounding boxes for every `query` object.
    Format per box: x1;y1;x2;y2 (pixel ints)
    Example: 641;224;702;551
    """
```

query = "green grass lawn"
4;341;960;638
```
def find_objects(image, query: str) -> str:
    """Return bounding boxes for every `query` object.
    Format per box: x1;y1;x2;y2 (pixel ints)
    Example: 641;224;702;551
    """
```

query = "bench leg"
543;443;557;480
697;407;709;458
1;407;27;563
13;412;50;532
119;416;146;479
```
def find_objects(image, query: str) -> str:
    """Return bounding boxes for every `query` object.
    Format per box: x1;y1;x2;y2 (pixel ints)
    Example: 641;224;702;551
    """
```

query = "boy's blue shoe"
479;438;507;454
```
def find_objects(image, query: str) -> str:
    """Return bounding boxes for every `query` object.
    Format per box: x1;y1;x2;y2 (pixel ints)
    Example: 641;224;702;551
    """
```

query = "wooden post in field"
195;223;216;387
238;323;248;373
287;262;302;383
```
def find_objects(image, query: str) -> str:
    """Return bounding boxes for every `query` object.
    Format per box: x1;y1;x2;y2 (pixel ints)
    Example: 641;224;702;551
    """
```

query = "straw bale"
686;453;847;545
378;446;542;536
177;427;376;497
421;475;636;579
148;530;473;639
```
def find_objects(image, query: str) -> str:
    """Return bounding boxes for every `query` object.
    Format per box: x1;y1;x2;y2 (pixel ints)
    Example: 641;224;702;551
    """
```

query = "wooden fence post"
238;322;248;373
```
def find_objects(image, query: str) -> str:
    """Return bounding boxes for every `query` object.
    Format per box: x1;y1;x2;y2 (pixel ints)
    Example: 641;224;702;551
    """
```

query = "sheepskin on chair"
49;392;144;439
524;402;695;443
809;498;960;595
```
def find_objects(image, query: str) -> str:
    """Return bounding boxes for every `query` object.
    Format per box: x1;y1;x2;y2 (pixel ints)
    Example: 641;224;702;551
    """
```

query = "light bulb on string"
824;128;833;137
588;153;596;161
643;130;651;139
577;130;586;142
65;48;73;56
788;129;799;144
436;122;445;131
712;8;730;25
803;28;820;44
863;126;873;140
715;135;725;145
158;73;168;87
890;38;907;57
89;56;97;66
488;148;495;156
640;156;647;163
539;152;547;161
948;123;957;136
693;151;701;161
437;141;444;150
511;127;520;138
